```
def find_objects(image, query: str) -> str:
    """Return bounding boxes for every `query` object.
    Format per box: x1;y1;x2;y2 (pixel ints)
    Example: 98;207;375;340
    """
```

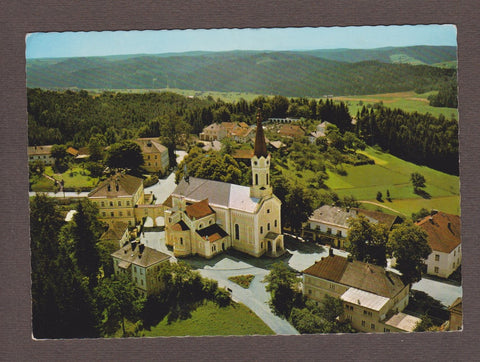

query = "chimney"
329;247;334;257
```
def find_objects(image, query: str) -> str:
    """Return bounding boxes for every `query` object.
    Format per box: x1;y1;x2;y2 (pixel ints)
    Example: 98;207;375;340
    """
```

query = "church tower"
250;110;272;199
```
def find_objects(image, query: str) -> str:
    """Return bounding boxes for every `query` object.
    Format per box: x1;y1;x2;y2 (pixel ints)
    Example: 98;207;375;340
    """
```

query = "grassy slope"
326;147;460;216
139;301;274;337
43;165;99;189
331;91;458;119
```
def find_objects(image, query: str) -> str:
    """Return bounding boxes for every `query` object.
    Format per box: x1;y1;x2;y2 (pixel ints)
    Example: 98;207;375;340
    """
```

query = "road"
358;200;406;216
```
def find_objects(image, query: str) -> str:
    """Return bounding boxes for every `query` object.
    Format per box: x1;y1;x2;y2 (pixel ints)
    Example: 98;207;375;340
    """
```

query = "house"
316;121;332;134
220;122;254;143
267;140;286;152
416;211;461;278
111;241;171;296
75;146;91;160
232;149;254;164
88;173;145;227
308;131;325;144
165;113;284;259
447;297;462;331
302;252;420;333
66;146;79;157
27;145;54;165
100;221;130;248
302;206;400;249
199;123;227;141
134;138;169;173
277;124;306;139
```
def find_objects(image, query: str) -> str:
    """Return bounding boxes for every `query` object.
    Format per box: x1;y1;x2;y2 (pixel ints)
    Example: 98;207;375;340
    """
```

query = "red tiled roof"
196;224;228;242
66;147;79;156
232;149;254;159
278;124;306;138
304;255;349;283
185;199;215;219
416;211;461;253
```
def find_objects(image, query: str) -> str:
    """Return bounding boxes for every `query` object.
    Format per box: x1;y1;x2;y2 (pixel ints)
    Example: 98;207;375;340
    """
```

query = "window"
235;224;240;240
110;201;113;207
329;284;335;290
266;174;269;185
141;279;144;285
180;237;183;245
101;201;105;207
275;220;277;228
337;230;342;237
140;269;143;275
199;223;203;229
255;174;258;185
135;277;138;282
261;242;263;248
134;266;137;272
102;212;106;217
435;254;440;261
119;211;123;217
127;211;131;216
267;223;270;231
267;209;270;214
371;323;375;330
327;228;332;234
454;250;456;257
308;289;312;295
260;226;263;234
118;201;122;206
384;328;391;332
434;266;439;273
361;320;365;327
126;201;130;206
155;155;157;159
110;212;114;217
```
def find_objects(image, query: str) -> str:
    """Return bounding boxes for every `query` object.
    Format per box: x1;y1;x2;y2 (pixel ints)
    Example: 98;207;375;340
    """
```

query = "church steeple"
254;110;268;158
250;109;272;199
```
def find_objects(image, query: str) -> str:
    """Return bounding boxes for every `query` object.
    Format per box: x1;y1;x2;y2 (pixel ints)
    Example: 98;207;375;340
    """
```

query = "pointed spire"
253;109;268;158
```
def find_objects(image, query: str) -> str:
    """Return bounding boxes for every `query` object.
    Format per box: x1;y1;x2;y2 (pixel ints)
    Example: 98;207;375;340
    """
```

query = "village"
28;112;462;336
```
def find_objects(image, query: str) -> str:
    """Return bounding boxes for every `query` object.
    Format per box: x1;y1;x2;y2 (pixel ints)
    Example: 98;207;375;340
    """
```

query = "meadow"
113;301;274;337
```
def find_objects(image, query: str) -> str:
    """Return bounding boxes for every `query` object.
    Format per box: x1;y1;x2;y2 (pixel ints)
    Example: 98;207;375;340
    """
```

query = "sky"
26;25;457;59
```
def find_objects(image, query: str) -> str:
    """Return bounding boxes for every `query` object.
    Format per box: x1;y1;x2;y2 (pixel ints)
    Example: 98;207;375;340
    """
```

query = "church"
164;113;285;259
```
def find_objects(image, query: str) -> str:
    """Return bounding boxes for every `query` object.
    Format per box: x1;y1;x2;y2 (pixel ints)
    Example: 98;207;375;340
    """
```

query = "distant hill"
26;46;456;97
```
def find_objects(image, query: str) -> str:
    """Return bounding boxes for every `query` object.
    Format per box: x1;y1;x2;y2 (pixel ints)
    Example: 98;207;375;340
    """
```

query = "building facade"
27;145;54;165
88;173;145;226
416;211;461;278
199;123;227;141
165;113;284;259
303;253;419;333
111;241;171;296
134;138;169;173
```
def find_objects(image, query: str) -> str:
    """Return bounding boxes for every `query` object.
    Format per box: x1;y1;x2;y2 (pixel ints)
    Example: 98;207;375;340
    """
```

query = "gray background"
1;0;479;360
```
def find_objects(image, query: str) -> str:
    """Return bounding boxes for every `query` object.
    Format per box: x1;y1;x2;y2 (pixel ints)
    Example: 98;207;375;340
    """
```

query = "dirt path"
358;200;407;216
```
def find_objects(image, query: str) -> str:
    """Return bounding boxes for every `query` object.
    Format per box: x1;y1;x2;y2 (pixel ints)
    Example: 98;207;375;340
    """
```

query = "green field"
326;147;459;216
331;91;457;119
43;165;99;190
134;301;274;337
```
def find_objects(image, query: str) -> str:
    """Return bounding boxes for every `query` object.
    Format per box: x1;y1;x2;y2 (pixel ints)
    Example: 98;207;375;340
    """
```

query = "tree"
376;191;383;202
410;172;426;193
50;144;69;172
414;314;435;332
159;114;191;168
70;199;103;286
105;140;144;172
346;216;389;266
285;186;314;234
264;262;303;317
88;134;106;162
95;275;144;336
29;159;45;179
387;221;431;285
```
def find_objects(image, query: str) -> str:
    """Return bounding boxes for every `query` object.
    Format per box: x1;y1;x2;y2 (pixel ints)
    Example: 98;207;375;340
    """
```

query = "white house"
416;211;461;279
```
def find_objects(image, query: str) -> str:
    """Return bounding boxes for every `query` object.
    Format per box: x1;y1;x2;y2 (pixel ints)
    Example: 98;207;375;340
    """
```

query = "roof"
353;208;399;230
196;224;228;242
278;124;305;138
303;255;405;298
66;147;79;156
134;138;167;154
88;173;143;198
265;231;280;240
232;149;254;160
449;297;462;313
27;145;52;156
268;140;285;149
416;211;461;253
100;221;129;241
76;147;90;158
173;177;261;213
341;287;389;311
171;220;189;231
309;131;325;138
384;313;421;332
203;123;224;132
254;113;268;157
309;205;358;228
185;199;215;219
111;242;171;268
162;195;173;208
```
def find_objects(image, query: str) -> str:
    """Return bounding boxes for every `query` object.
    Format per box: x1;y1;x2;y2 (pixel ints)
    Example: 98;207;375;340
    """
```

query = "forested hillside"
26;47;456;97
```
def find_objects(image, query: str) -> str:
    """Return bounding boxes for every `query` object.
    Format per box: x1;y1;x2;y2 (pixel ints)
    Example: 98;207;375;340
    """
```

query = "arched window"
268;223;270;231
235;224;240;240
255;174;258;185
266;174;269;185
260;226;263;234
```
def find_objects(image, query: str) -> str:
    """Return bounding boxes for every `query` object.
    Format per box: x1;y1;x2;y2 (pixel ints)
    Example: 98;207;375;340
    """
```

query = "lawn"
325;147;460;216
43;165;100;190
137;301;274;337
331;91;458;119
228;274;255;289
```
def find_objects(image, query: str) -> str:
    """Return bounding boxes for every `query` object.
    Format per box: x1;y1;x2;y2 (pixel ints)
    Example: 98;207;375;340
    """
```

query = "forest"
28;88;459;175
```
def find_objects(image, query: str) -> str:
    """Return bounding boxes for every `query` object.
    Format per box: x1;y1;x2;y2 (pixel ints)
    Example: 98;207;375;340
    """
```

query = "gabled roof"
111;242;170;268
232;149;254;160
100;221;129;241
196;224;228;242
88;173;143;198
134;138;167;154
309;205;358;228
278;124;306;138
449;297;462;313
303;255;405;298
173;177;261;213
66;147;79;156
185;199;215;219
416;211;461;253
353;208;400;230
384;313;421;332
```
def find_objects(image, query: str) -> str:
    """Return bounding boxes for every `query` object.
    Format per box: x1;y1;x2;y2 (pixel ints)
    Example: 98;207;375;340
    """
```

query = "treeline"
355;106;458;175
428;74;458;108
